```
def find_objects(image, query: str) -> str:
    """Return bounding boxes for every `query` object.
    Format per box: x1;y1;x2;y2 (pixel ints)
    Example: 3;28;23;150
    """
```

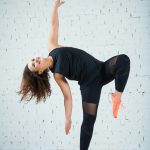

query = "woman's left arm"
48;0;65;51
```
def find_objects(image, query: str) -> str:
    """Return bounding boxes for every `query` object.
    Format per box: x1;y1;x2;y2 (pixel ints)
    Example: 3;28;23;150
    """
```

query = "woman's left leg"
80;81;102;150
102;54;130;118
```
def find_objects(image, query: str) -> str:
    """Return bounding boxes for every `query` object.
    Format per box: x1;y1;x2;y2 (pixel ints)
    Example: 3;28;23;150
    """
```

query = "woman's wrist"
54;3;59;9
66;118;72;122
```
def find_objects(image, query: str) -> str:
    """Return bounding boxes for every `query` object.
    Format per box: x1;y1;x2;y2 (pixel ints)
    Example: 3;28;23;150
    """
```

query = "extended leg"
80;82;102;150
80;102;98;150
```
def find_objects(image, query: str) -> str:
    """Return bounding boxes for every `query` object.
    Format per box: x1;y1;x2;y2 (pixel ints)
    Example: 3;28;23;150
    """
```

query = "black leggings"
80;54;130;150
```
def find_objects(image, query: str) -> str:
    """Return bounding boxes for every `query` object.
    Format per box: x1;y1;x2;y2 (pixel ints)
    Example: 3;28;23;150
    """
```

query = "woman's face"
28;56;45;73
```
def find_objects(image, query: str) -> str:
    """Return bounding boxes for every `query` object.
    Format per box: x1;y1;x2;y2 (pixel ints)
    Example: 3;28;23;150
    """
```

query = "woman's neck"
47;56;54;69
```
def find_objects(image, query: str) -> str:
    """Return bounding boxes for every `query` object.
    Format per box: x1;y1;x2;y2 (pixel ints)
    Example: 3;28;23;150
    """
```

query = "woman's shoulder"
48;44;71;52
48;44;63;52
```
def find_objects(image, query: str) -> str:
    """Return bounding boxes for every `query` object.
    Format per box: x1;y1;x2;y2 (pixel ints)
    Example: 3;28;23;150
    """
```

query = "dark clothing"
49;47;130;150
80;54;130;150
102;54;130;92
49;46;103;89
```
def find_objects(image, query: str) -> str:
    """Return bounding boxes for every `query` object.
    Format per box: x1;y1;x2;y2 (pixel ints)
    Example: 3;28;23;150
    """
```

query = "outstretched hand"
54;0;65;8
65;119;72;135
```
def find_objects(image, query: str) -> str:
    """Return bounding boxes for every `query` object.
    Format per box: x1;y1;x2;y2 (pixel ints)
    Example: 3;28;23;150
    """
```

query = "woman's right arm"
54;73;72;135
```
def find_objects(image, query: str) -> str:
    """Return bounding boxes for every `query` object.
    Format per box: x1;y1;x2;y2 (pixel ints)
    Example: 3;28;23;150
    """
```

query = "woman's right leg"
102;54;130;118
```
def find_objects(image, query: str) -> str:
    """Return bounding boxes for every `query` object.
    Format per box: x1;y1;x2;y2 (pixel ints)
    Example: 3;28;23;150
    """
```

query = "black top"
49;46;103;89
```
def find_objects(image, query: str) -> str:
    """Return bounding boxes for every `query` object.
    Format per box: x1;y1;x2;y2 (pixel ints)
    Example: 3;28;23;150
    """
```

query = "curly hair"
18;64;52;104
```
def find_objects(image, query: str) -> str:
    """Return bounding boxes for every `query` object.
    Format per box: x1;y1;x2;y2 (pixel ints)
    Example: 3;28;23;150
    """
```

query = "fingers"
54;0;65;7
59;0;65;7
65;128;70;135
65;123;71;135
65;125;70;135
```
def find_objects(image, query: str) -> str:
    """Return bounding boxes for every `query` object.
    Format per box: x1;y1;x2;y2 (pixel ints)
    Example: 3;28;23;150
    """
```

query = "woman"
18;0;130;150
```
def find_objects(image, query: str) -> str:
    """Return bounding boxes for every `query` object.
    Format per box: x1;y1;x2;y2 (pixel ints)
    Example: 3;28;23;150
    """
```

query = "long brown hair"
18;64;52;104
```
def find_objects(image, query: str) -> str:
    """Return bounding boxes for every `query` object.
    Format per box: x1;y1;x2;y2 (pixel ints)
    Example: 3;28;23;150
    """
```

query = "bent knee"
118;54;130;67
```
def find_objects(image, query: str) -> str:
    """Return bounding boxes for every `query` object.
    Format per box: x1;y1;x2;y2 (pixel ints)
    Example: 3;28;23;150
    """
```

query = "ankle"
113;91;122;100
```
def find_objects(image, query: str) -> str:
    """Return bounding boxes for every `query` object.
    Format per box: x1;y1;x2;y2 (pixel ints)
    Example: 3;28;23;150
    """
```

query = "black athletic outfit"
49;46;103;90
49;46;130;150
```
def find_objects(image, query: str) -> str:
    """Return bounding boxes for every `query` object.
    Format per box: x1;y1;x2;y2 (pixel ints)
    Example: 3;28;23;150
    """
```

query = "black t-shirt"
49;46;103;89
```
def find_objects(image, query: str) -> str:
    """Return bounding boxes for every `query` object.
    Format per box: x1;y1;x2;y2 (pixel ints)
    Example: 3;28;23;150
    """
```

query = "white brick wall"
0;0;150;149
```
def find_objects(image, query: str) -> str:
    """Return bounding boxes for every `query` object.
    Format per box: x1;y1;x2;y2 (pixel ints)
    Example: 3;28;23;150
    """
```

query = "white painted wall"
0;0;150;149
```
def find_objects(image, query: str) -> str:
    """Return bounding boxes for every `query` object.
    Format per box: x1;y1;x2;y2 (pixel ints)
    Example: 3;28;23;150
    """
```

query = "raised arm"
48;0;65;51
